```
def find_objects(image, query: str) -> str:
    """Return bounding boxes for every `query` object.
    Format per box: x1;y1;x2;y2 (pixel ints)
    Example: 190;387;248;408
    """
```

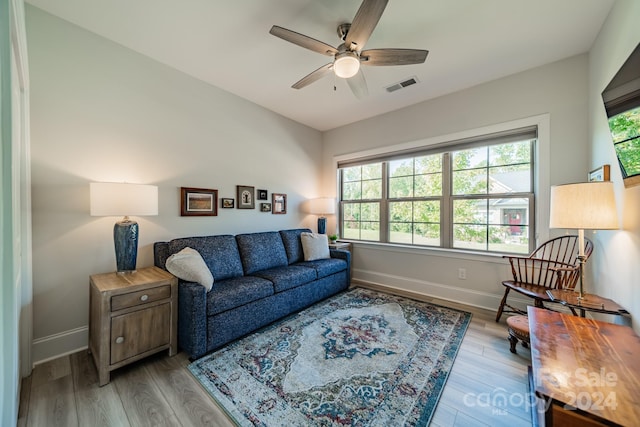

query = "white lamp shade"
90;182;158;216
309;198;336;215
549;182;618;230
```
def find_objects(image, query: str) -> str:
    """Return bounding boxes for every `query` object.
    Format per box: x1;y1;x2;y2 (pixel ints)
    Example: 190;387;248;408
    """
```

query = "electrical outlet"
458;268;467;280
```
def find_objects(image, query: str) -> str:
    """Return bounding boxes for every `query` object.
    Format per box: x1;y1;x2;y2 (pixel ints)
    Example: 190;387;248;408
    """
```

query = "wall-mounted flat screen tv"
602;43;640;188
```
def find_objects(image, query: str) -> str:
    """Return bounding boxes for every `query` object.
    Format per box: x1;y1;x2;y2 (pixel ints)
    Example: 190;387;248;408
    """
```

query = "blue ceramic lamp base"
317;217;327;234
114;217;138;274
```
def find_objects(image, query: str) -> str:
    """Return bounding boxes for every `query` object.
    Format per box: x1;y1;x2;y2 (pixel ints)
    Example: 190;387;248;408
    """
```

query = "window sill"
341;240;510;264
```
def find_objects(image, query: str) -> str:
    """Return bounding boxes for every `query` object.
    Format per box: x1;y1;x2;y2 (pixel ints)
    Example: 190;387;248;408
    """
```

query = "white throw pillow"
300;232;330;261
166;247;214;291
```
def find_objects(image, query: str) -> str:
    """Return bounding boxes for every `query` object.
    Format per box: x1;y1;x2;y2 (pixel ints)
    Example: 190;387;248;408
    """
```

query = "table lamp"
309;198;335;234
549;181;618;299
90;182;158;274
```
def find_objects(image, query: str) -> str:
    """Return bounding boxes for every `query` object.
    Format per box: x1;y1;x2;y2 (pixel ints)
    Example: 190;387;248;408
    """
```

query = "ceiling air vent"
385;76;419;93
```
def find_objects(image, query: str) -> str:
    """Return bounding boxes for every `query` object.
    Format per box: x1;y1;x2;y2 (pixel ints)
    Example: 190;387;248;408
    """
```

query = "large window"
338;127;536;254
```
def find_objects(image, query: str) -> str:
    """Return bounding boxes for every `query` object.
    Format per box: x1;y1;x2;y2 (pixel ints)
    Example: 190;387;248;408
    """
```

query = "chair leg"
496;287;511;322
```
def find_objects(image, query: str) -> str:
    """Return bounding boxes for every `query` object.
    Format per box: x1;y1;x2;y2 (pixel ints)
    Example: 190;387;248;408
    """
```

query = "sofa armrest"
177;280;208;359
154;241;170;270
330;249;351;286
330;248;351;265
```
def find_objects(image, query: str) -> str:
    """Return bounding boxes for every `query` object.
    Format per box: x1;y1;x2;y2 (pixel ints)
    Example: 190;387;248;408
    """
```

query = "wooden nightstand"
89;266;178;386
329;241;351;251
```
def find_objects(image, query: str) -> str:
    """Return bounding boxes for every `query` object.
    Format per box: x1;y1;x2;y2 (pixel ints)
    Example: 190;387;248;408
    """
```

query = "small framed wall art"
258;189;268;200
237;185;255;209
181;187;218;216
260;203;272;212
588;164;610;182
272;193;287;214
221;198;235;209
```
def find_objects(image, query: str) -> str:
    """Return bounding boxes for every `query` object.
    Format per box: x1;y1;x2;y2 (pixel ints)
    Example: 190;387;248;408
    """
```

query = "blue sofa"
154;228;350;359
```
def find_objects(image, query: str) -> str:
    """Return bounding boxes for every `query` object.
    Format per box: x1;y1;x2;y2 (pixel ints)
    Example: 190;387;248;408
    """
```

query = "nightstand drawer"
111;285;171;311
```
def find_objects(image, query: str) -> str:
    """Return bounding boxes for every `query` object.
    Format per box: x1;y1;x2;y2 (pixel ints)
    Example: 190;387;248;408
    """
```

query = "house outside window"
338;126;536;254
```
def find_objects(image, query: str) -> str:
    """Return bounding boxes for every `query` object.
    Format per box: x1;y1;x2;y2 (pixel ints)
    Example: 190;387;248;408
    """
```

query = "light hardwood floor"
18;287;533;427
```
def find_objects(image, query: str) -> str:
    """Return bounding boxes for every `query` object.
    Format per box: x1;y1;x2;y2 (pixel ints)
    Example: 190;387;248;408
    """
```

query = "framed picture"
588;164;610;182
237;185;255;209
272;193;286;214
221;198;235;209
260;203;272;212
258;189;268;200
181;187;217;216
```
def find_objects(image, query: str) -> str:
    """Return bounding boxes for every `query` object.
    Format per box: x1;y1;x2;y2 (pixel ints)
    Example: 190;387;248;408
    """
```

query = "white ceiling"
26;0;615;131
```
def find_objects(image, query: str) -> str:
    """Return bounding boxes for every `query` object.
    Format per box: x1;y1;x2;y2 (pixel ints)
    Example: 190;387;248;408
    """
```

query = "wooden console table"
528;306;640;426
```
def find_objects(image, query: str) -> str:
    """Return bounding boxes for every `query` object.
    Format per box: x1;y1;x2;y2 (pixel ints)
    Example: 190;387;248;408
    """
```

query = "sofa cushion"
168;235;243;281
297;258;347;279
166;247;214;291
252;265;317;293
236;232;289;275
279;228;312;264
207;276;274;315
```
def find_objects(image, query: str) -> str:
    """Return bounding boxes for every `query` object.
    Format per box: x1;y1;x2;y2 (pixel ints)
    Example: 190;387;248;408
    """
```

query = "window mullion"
442;152;452;248
380;161;389;243
338;170;341;236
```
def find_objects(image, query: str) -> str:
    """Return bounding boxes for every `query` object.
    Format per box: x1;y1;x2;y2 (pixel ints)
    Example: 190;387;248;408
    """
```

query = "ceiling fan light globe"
334;55;360;78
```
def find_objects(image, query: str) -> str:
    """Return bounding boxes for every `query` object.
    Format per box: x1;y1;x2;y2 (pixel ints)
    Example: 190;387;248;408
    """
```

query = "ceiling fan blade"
344;0;388;51
270;26;338;56
346;69;369;99
292;63;334;89
360;48;429;66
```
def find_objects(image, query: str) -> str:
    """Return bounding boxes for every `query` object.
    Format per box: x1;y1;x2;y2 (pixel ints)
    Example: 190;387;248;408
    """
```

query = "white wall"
26;6;323;363
322;54;591;312
588;0;640;330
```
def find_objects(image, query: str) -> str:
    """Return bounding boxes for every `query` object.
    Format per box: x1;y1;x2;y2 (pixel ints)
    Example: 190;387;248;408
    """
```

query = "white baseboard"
32;326;88;366
352;268;530;313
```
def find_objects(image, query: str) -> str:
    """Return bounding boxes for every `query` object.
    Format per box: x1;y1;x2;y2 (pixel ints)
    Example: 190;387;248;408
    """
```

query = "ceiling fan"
269;0;428;98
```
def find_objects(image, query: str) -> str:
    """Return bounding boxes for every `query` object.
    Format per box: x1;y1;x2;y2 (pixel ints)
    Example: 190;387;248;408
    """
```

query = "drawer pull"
115;336;124;344
140;294;149;302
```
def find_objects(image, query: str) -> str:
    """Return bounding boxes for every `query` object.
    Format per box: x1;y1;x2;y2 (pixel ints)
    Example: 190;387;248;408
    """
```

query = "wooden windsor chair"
495;235;593;322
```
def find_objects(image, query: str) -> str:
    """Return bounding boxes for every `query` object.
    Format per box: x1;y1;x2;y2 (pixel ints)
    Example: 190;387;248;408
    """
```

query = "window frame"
337;126;538;255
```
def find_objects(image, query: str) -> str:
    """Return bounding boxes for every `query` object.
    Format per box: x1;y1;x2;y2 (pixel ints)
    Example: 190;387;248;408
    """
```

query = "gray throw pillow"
300;232;330;261
166;247;214;291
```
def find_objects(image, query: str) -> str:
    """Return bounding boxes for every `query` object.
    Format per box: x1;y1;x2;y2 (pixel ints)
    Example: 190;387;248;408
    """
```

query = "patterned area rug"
189;288;471;426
